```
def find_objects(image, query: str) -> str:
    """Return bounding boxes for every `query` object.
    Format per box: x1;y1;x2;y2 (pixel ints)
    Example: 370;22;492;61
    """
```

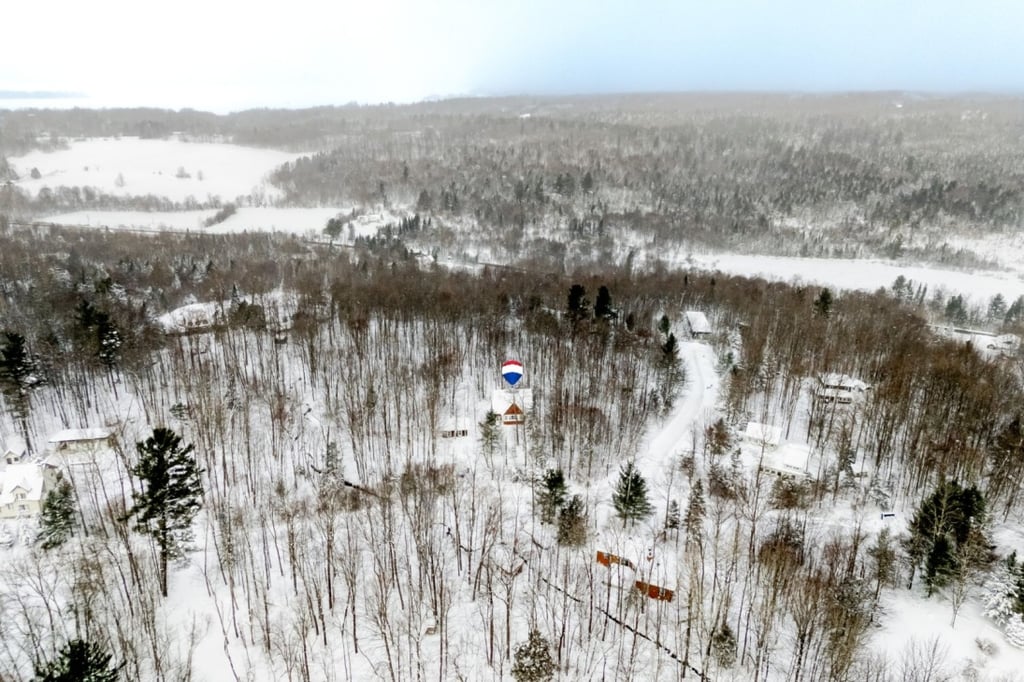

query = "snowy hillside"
8;136;301;204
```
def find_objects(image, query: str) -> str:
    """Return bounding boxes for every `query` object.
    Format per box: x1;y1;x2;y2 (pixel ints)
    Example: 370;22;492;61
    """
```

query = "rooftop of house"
3;435;27;458
48;427;112;444
763;443;812;476
745;421;782;447
0;463;48;505
818;373;869;391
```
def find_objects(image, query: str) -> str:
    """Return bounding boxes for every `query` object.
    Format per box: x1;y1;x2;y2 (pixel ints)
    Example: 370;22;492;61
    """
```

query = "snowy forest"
3;94;1024;272
1;96;1024;680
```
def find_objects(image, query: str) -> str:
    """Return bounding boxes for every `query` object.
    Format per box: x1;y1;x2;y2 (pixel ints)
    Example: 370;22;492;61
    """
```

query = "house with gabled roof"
0;461;59;519
492;388;534;426
3;436;27;465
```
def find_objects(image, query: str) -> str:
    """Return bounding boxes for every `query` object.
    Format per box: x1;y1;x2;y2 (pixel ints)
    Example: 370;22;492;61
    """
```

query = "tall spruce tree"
684;480;706;547
814;288;834;317
479;410;500;465
36;479;76;550
127;427;203;597
906;479;993;596
557;494;587;546
0;330;42;449
665;499;681;531
511;628;556;682
567;284;589;321
613;461;653;527
537;468;567;523
594;285;614;320
34;638;120;682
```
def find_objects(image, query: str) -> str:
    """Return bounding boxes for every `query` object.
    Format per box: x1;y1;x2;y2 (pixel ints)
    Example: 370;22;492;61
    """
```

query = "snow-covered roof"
685;311;711;334
818;373;869;391
744;422;782;447
763;443;811;476
491;388;533;415
0;463;48;505
157;302;219;332
48;427;112;444
3;435;27;458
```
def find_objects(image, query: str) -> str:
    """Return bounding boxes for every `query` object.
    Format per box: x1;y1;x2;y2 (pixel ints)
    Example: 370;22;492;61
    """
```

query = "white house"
491;389;534;426
760;443;812;479
815;373;869;404
685;311;712;337
0;462;59;519
47;428;114;464
438;417;472;439
744;422;782;449
3;436;27;465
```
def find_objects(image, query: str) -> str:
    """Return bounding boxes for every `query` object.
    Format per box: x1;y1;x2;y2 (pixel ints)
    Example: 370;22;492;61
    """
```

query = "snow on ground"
42;209;217;231
680;252;1024;305
41;207;398;239
586;340;717;592
641;341;719;467
943;232;1024;277
8;136;302;203
873;589;1018;681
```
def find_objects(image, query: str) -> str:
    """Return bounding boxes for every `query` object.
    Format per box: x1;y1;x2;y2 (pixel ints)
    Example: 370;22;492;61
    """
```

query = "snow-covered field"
41;207;365;237
8;136;302;203
683;252;1024;305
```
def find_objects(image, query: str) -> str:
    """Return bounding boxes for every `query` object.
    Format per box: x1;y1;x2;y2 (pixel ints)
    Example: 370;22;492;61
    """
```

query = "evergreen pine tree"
814;288;834;317
711;622;737;667
127;427;203;597
658;314;671;337
657;333;683;411
34;638;120;682
36;479;76;550
0;330;42;449
557;494;587;546
989;294;1008;322
907;479;993;596
706;418;732;457
867;526;896;602
1005;295;1024;324
660;333;679;366
581;170;594;193
567;284;589;321
324;440;339;478
537;468;567;524
924;534;954;592
684;480;705;546
511;628;556;682
665;499;681;531
479;410;500;464
612;461;653;527
594;285;614;320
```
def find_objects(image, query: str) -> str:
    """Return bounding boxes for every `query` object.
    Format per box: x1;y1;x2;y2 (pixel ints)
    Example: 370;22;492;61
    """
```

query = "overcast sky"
4;0;1023;112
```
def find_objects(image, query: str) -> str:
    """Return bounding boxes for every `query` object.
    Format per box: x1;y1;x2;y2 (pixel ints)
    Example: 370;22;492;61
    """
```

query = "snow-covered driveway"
641;340;719;469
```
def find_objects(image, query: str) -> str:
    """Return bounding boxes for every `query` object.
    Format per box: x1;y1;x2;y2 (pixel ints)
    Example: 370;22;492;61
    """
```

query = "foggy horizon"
4;0;1024;113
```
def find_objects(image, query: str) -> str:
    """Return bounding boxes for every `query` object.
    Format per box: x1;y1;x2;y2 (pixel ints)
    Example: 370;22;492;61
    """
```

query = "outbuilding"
685;311;712;337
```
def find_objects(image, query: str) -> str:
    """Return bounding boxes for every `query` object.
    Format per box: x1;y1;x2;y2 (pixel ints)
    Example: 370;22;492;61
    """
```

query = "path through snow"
636;341;719;485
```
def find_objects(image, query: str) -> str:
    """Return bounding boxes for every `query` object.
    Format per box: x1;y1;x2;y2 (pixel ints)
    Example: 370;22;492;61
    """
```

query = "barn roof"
685;311;711;334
